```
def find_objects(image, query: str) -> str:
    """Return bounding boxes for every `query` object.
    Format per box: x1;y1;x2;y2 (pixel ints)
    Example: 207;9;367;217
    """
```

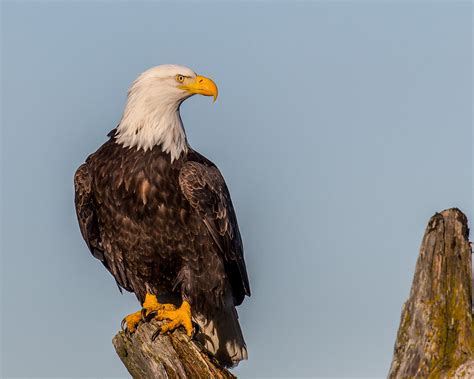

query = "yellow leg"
154;300;193;337
121;293;176;333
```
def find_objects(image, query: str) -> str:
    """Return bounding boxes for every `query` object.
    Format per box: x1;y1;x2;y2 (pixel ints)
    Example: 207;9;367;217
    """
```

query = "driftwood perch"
113;319;235;378
389;208;474;378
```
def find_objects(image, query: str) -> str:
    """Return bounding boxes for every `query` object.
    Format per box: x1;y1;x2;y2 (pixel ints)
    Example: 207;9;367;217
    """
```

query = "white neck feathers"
115;75;188;161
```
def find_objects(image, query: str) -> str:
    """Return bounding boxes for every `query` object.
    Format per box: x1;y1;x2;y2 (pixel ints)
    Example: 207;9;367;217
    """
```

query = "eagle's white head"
115;64;218;161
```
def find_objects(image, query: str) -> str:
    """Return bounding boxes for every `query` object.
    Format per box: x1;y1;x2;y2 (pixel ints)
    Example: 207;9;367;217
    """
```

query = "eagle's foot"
121;310;142;333
152;300;193;339
141;293;176;320
121;293;176;333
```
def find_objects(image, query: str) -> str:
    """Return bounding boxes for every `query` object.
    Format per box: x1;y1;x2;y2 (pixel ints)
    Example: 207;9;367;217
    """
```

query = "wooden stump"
113;319;235;379
388;208;474;378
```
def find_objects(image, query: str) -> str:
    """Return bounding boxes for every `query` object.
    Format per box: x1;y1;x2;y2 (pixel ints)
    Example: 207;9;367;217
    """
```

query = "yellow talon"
122;293;176;332
156;300;193;337
121;310;141;332
122;294;192;337
142;293;176;318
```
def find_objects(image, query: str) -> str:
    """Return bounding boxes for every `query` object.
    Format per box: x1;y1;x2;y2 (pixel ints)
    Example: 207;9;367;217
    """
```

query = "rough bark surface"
388;208;473;378
113;319;235;379
452;359;474;378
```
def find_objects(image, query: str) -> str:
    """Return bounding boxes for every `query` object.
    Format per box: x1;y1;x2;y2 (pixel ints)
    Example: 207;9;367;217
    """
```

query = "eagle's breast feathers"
74;140;249;309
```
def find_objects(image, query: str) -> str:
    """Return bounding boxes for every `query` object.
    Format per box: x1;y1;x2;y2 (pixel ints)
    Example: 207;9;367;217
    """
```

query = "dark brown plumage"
74;133;250;366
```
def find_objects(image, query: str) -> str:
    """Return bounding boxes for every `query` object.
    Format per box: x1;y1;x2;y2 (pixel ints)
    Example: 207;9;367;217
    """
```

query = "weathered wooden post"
113;319;235;378
389;208;474;378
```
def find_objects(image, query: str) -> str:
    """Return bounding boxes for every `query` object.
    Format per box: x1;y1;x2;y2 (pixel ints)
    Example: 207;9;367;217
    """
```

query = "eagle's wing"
74;163;107;265
74;161;135;295
179;161;250;305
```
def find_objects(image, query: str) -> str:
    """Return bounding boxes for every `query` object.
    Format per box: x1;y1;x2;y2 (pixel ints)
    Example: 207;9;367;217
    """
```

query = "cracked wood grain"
389;208;473;378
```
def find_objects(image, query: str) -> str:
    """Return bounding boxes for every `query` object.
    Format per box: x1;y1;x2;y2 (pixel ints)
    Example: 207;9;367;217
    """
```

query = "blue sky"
1;1;472;377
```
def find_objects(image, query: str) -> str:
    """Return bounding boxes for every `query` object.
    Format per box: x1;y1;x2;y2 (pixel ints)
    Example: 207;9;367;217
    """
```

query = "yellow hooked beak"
179;75;218;102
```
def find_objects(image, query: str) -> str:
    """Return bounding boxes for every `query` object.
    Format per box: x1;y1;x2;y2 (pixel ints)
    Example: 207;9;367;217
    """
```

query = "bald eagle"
74;65;250;367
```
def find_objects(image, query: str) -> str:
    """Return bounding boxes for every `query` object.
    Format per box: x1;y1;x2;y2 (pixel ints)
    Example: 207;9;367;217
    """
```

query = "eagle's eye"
176;74;185;83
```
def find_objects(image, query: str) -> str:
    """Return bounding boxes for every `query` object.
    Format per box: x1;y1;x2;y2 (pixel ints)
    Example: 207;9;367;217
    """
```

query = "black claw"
141;308;158;322
151;328;161;341
121;318;127;332
146;310;157;322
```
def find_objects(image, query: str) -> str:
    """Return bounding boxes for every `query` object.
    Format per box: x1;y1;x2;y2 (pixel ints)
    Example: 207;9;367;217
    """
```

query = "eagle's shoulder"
184;149;217;168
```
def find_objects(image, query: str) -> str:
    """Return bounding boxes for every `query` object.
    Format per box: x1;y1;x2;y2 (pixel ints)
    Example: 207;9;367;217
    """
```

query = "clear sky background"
1;1;472;378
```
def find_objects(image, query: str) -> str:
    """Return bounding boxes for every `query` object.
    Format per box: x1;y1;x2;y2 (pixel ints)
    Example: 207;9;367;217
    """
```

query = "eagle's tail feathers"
194;305;247;368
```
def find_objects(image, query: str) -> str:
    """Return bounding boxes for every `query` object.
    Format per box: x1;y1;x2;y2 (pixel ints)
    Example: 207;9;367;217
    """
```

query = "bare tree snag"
389;208;474;378
113;319;235;379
